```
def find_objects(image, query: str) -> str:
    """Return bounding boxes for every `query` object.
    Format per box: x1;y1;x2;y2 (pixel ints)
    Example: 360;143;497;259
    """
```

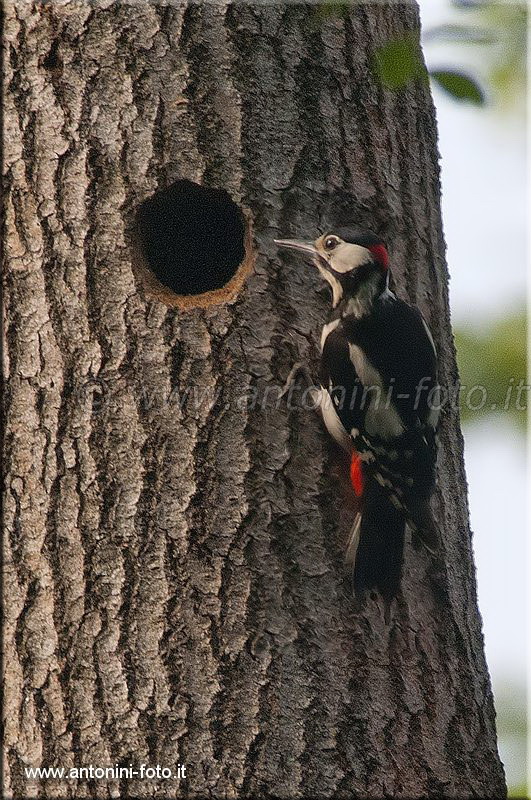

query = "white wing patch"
348;344;404;440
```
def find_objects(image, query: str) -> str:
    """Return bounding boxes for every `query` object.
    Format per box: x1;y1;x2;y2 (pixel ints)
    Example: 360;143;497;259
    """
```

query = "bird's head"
275;227;390;311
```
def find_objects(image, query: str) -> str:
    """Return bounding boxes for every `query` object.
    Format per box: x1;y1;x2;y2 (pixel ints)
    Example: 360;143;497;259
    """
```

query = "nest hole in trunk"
134;179;254;310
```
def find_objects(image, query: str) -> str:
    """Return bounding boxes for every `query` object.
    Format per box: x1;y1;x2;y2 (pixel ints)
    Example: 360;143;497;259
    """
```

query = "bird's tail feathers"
347;476;405;604
345;512;362;569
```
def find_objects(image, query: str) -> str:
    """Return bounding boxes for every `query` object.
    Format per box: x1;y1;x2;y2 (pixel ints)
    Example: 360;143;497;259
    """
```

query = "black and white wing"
342;296;439;510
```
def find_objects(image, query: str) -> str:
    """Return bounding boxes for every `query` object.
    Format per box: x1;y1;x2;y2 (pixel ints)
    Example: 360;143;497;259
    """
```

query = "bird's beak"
274;239;318;256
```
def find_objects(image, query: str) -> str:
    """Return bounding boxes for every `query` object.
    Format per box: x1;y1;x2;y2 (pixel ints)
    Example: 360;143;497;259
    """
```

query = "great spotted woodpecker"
275;228;439;603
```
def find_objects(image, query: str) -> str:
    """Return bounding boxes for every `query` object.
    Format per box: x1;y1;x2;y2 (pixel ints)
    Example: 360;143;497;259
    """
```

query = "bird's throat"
338;269;387;319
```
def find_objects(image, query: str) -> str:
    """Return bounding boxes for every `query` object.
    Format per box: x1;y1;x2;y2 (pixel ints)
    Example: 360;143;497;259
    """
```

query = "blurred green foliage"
450;0;527;109
495;682;528;799
372;32;485;104
430;68;484;104
372;34;428;91
427;0;527;109
370;0;526;108
508;787;528;800
454;311;527;427
372;33;485;105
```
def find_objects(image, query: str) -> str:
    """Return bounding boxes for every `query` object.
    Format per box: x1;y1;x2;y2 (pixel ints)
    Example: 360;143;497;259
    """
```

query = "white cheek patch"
331;243;372;274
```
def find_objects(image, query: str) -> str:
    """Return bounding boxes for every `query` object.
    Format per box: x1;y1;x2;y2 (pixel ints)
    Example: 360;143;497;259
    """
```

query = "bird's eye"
324;236;339;250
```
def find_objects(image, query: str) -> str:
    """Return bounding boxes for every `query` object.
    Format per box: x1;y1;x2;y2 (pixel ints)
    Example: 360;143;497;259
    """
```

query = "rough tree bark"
3;1;506;798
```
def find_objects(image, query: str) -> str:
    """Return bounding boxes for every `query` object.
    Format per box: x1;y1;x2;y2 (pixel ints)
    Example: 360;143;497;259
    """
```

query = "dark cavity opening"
135;180;246;297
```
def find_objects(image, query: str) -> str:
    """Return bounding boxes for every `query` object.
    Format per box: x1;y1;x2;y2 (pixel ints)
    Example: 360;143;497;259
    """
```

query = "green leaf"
373;36;426;91
430;69;485;104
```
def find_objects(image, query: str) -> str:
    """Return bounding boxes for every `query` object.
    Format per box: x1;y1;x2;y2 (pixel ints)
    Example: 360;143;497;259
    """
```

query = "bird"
274;227;440;606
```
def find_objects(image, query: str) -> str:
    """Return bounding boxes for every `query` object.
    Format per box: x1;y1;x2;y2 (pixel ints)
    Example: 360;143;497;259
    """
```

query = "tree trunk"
3;1;506;798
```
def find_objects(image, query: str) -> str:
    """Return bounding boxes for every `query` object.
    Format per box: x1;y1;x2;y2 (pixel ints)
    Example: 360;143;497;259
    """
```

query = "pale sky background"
418;0;527;789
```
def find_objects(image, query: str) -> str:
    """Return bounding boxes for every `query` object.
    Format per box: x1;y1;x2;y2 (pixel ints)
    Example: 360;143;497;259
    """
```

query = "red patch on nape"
350;451;364;497
368;244;389;270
